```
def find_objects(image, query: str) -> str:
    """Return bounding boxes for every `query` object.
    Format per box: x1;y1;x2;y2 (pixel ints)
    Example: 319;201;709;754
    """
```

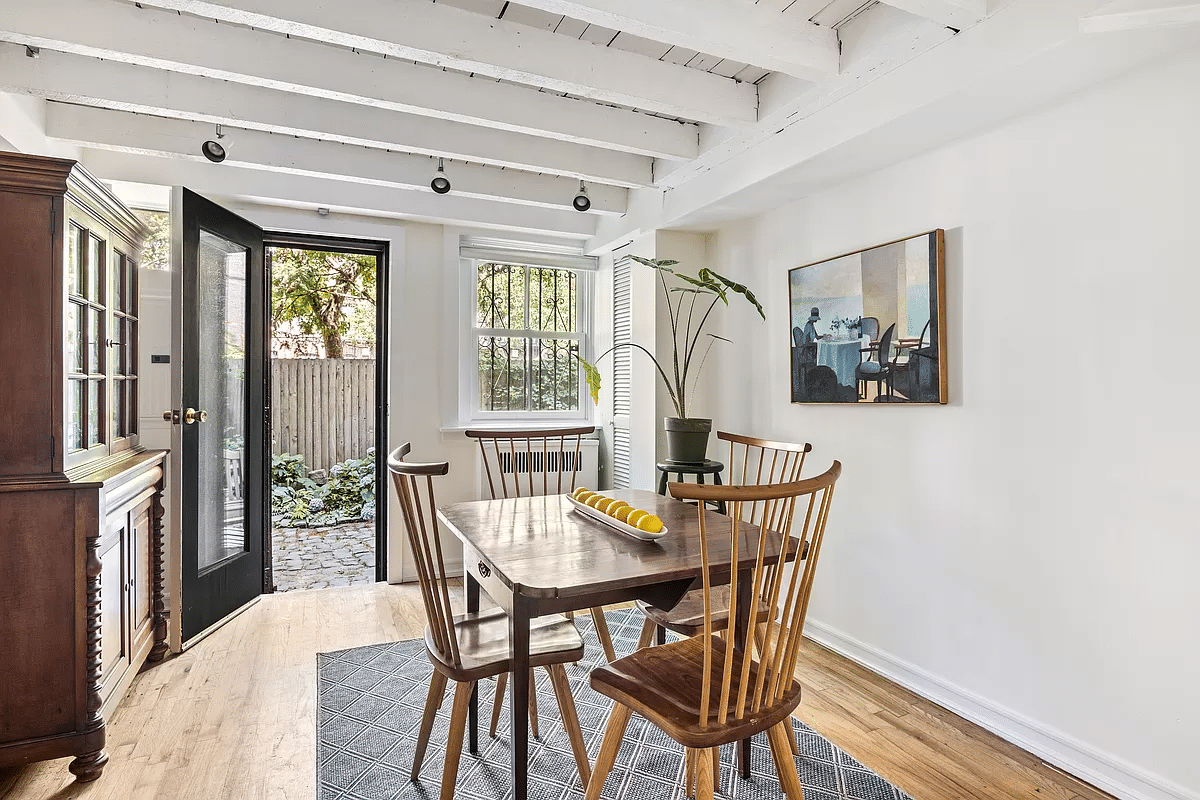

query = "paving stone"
271;520;376;592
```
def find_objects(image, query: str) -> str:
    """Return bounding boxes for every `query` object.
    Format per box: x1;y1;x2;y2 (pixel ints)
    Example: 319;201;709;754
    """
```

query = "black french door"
174;188;267;642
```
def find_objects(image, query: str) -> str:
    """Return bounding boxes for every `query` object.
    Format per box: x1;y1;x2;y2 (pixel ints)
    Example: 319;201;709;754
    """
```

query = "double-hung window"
461;241;594;423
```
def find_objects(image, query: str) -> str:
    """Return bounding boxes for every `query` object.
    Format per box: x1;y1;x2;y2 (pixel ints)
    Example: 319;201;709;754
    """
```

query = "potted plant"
576;256;764;463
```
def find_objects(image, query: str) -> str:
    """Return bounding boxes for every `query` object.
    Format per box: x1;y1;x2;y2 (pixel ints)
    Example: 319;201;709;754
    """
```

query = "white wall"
0;91;80;159
705;48;1200;800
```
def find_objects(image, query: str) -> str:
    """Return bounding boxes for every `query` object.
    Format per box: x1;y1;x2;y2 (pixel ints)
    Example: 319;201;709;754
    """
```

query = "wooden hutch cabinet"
0;152;168;782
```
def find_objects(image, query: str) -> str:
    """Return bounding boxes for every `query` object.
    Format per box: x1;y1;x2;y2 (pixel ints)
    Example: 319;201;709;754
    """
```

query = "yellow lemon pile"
571;488;664;533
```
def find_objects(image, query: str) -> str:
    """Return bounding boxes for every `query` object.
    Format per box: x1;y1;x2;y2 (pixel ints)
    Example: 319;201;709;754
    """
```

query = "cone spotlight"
201;124;227;163
572;181;591;212
431;158;451;194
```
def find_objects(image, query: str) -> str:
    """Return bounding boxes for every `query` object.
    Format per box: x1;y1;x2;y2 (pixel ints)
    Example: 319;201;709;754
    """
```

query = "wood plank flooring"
0;583;1114;800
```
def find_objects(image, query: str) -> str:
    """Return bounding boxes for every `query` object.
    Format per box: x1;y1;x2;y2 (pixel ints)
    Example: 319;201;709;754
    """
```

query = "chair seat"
857;361;885;375
425;608;584;681
637;586;774;637
590;634;802;749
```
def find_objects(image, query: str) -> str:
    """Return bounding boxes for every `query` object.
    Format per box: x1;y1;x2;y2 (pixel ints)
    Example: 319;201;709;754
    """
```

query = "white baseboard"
803;619;1198;800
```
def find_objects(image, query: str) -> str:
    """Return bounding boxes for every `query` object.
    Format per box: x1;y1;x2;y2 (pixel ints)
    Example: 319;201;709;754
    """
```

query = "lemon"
595;497;615;513
575;490;595;504
626;510;648;528
586;494;607;508
635;514;664;534
606;501;630;517
573;487;590;499
613;505;634;524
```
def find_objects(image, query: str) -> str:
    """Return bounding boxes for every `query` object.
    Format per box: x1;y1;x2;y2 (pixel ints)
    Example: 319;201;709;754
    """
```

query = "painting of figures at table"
788;229;947;404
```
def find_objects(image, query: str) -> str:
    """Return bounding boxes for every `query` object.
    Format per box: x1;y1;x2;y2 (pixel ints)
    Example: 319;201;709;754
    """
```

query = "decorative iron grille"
476;262;581;413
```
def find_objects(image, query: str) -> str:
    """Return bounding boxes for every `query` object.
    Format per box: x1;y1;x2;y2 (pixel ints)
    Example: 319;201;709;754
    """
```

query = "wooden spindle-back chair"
586;462;841;800
465;427;618;729
388;444;592;799
467;425;595;500
637;431;813;644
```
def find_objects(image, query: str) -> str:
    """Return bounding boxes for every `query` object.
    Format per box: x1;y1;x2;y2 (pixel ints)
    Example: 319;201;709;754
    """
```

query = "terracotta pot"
663;417;712;464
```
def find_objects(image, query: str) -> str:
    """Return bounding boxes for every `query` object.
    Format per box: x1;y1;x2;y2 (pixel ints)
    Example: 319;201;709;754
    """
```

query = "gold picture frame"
788;229;947;404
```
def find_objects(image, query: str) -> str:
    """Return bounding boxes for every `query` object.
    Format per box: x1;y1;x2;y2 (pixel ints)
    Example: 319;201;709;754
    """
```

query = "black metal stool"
655;459;726;514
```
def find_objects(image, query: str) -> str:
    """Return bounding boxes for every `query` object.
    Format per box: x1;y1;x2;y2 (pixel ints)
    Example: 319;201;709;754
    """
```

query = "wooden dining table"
436;488;792;800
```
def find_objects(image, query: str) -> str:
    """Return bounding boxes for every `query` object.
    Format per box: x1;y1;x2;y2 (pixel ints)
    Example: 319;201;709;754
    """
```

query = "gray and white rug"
317;608;913;800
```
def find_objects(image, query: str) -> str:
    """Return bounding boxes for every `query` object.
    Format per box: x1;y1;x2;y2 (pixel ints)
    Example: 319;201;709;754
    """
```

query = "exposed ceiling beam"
0;0;698;160
127;0;758;125
654;3;953;189
587;0;1126;252
503;0;838;79
46;104;627;215
0;45;653;189
81;150;597;238
1080;0;1200;32
877;0;988;28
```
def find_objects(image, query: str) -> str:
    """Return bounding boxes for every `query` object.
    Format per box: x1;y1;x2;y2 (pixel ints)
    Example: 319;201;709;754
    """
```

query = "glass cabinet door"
63;203;142;469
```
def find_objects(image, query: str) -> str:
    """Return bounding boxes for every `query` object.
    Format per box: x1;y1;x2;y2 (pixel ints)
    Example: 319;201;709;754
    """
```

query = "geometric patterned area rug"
317;607;913;800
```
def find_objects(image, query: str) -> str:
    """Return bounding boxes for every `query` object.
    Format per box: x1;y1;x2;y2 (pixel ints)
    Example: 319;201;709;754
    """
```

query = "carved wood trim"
83;530;106;744
0;152;75;195
65;165;150;252
149;471;169;663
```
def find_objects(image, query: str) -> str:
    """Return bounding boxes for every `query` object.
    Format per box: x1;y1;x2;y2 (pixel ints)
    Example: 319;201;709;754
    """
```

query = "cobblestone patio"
271;520;376;592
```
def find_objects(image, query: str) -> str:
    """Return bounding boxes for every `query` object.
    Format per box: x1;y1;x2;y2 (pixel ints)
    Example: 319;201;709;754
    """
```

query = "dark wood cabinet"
0;152;167;782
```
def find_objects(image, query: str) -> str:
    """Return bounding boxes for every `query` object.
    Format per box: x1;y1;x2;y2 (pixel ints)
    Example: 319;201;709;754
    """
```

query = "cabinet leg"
69;749;109;782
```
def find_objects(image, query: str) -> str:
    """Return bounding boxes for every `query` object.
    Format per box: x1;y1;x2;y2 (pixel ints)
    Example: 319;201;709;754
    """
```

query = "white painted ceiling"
0;0;1196;245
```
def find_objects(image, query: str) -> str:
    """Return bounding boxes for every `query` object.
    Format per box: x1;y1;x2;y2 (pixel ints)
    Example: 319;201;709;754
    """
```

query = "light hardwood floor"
0;583;1113;800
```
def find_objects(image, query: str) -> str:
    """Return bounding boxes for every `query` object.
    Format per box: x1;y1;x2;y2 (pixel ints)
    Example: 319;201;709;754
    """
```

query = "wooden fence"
271;358;376;471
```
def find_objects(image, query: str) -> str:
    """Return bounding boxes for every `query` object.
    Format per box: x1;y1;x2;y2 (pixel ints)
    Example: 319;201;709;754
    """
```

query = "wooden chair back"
667;461;841;730
717;430;812;531
465;426;596;499
877;323;896;366
387;444;461;670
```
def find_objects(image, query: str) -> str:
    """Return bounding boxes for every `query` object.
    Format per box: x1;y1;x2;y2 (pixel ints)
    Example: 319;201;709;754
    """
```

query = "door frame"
263;231;390;586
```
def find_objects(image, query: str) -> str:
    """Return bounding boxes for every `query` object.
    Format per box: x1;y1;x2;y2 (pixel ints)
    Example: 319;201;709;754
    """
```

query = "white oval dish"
565;495;668;541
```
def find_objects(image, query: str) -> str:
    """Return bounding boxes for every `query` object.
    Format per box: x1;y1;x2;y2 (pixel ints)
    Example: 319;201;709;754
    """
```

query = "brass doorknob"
184;408;208;424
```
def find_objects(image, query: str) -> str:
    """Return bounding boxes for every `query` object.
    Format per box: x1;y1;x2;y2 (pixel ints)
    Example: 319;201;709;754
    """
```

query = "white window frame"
458;240;595;425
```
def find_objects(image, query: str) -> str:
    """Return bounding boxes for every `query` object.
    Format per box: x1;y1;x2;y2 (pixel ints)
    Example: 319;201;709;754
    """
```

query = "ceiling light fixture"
430;158;451;194
201;124;227;163
572;181;591;212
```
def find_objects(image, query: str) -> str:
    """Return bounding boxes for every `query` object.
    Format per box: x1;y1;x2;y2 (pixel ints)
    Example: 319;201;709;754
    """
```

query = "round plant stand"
655;459;726;514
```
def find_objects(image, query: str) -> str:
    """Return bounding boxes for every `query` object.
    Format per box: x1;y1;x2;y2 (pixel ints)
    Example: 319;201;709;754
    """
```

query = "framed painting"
789;229;947;404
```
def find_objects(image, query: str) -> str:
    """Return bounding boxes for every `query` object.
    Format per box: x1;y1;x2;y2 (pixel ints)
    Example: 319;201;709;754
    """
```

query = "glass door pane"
196;229;248;571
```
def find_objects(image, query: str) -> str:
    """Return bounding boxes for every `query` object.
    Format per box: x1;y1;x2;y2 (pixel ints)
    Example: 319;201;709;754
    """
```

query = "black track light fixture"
201;124;227;163
431;158;451;194
572;181;591;212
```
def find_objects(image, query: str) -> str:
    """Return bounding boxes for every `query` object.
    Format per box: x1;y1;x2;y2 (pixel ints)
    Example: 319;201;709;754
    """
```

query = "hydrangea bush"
271;449;376;527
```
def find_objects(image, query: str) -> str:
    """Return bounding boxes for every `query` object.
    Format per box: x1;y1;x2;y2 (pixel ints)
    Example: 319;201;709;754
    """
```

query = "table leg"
466;573;480;754
657;470;668;496
713;472;726;515
510;598;531;800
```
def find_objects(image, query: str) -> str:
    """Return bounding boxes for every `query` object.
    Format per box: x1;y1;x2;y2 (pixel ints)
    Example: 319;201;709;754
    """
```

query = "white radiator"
476;437;599;499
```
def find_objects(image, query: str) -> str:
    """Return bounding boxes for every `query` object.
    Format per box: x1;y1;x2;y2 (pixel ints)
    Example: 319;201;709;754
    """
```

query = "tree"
132;209;170;271
271;248;376;358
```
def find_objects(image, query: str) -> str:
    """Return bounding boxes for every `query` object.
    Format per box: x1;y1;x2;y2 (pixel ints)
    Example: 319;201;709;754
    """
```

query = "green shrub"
271;450;376;527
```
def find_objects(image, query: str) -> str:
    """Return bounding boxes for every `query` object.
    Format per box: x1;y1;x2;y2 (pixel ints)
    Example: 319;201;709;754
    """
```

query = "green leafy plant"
576;256;764;419
271;450;376;527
